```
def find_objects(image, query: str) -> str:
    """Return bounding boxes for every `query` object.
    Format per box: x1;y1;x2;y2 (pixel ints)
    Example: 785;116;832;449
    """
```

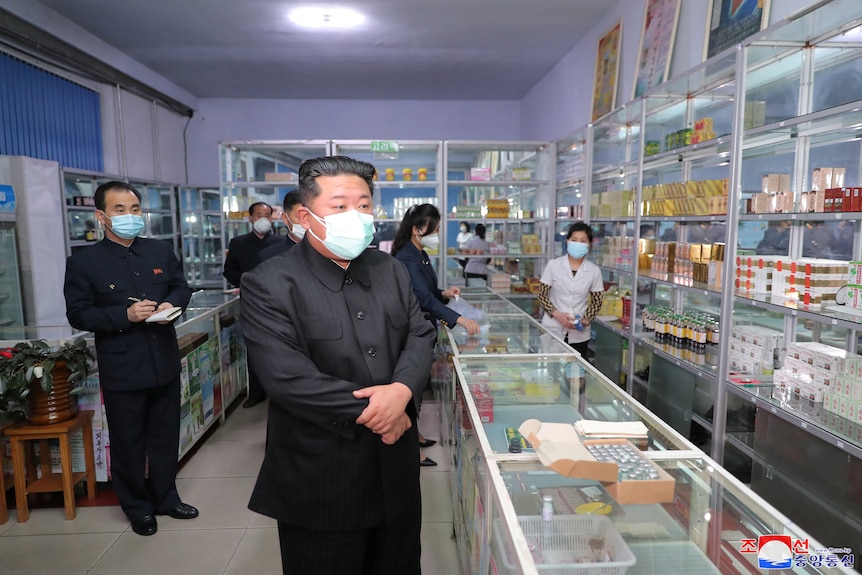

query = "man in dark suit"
223;201;280;408
241;156;435;575
64;181;197;537
256;190;303;264
222;201;280;287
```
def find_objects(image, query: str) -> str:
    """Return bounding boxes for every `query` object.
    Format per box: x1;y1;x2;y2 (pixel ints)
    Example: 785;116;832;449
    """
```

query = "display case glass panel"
444;142;553;293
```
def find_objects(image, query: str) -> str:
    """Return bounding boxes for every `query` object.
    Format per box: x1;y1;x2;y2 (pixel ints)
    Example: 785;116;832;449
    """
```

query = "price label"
837;440;845;449
771;406;777;414
791;214;797;220
801;421;808;429
832;319;838;325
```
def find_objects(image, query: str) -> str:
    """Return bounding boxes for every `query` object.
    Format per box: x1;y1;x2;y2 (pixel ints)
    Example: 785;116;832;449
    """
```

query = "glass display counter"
440;292;855;574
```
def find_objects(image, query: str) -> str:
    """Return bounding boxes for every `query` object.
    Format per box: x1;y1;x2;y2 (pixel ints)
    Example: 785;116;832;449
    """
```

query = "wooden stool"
5;410;96;522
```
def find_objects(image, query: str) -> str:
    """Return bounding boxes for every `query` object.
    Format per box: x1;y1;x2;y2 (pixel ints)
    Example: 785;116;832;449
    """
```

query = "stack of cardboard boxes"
729;325;784;376
778;342;860;412
641;179;728;216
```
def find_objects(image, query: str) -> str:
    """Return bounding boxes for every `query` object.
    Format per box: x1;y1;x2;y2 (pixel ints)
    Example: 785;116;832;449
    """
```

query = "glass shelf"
727;383;862;460
634;333;720;380
640;271;723;297
734;293;862;331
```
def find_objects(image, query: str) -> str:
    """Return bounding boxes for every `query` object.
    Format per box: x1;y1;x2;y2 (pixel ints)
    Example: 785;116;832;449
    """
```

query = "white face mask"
253;218;272;234
308;209;375;260
420;233;440;250
460;226;468;233
287;215;306;239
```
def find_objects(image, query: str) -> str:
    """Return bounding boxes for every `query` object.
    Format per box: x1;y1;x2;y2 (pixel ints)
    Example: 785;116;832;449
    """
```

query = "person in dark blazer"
224;201;280;408
222;201;280;287
241;156;435;575
391;204;480;335
256;190;302;264
392;204;480;466
64;181;197;537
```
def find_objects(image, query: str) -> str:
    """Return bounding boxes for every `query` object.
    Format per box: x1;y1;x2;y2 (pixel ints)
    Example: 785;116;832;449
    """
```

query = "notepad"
145;307;183;323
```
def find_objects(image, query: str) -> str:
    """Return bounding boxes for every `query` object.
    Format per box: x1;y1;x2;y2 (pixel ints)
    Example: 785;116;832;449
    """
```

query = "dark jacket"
394;242;460;327
241;238;435;529
256;237;296;265
223;231;281;287
64;237;192;390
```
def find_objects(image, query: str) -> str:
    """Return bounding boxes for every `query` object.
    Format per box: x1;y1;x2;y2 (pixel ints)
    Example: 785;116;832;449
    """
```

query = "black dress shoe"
131;515;158;536
242;397;263;408
419;457;438;467
418;439;437;448
161;503;199;519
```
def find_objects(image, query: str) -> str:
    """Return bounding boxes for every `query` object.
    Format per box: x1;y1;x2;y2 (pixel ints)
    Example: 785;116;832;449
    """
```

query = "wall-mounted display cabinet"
436;292;854;575
554;127;590;241
569;0;862;558
443;142;554;316
179;187;223;289
217;141;555;303
219;140;329;251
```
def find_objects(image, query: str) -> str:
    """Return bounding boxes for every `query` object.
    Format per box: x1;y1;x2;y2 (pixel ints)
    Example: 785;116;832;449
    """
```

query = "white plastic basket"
494;515;636;575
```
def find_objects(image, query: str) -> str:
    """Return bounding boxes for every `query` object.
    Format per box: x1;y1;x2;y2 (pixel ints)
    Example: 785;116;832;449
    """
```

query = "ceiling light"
289;6;365;29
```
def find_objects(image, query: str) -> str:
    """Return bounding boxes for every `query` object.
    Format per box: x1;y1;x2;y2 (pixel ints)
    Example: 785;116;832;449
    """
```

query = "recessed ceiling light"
289;6;365;29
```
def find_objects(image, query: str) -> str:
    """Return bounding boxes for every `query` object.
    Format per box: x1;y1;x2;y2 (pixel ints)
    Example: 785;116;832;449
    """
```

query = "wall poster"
704;0;771;60
633;0;681;99
592;19;623;122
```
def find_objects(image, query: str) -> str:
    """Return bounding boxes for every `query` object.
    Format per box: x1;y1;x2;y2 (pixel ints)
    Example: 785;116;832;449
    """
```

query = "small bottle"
402;168;413;181
385;168;395;181
418;167;428;181
542;496;554;521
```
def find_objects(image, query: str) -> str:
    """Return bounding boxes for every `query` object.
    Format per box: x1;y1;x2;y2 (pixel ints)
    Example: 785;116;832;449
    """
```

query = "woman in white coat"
537;222;604;359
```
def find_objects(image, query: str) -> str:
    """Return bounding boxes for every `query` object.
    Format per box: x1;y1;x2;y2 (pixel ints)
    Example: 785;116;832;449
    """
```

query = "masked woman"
537;221;604;359
392;204;480;466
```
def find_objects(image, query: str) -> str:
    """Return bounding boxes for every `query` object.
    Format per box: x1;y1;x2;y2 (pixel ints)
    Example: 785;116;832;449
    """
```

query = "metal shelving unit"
554;0;862;557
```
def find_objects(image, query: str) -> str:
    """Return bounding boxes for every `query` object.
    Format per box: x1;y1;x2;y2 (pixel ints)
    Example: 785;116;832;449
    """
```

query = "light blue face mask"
103;212;145;239
307;209;374;260
567;240;589;259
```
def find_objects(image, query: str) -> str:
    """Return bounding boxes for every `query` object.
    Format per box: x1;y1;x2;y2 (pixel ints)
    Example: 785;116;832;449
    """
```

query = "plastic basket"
494;515;636;575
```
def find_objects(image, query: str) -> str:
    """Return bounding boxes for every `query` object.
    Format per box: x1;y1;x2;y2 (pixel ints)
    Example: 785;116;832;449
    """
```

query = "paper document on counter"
574;420;649;438
145;307;183;323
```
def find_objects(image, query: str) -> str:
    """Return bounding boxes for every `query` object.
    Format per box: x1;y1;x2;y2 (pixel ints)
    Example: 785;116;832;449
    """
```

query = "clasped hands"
552;309;589;330
127;299;175;324
353;382;413;445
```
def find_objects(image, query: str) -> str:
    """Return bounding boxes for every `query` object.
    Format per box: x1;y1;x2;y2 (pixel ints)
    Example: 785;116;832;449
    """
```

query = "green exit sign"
370;141;399;154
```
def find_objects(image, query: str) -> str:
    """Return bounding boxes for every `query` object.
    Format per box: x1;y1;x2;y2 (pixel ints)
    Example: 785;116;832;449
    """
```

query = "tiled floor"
0;400;459;575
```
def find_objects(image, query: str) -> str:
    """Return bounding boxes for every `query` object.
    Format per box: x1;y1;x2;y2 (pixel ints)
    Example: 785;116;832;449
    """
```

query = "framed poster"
592;19;623;122
633;0;681;99
704;0;771;60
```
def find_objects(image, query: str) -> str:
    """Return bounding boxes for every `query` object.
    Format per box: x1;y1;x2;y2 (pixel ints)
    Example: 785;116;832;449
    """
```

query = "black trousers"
276;507;421;575
246;360;267;402
101;376;182;520
570;339;590;359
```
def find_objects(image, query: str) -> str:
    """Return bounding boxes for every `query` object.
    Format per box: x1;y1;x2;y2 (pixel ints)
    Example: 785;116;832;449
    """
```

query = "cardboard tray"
519;419;675;505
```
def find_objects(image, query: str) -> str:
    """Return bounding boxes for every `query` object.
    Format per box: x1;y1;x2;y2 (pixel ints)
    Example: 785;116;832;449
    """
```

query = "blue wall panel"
0;53;103;171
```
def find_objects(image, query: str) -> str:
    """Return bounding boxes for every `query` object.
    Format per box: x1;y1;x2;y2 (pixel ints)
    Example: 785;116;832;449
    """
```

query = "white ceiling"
34;0;609;100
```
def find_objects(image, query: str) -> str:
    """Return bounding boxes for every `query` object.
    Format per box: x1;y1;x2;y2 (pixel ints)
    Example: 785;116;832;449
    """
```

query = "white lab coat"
539;256;604;344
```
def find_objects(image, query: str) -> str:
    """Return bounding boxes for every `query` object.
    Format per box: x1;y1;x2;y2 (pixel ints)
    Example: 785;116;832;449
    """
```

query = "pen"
127;297;142;303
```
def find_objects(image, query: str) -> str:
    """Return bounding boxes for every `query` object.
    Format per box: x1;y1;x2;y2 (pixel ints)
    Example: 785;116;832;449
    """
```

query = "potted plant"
0;338;94;425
